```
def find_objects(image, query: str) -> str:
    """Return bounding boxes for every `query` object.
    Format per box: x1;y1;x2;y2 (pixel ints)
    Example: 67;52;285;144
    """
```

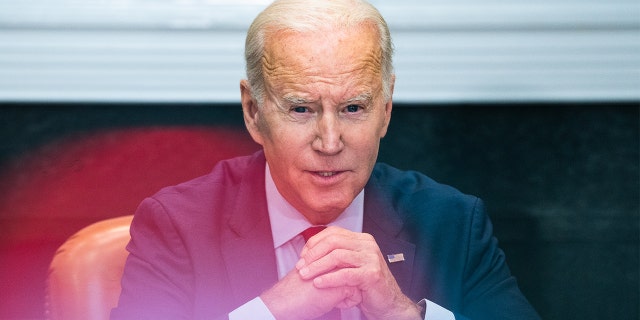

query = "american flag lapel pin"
387;253;405;263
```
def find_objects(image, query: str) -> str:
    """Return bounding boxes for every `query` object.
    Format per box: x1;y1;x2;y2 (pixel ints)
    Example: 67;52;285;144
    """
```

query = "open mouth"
317;171;339;177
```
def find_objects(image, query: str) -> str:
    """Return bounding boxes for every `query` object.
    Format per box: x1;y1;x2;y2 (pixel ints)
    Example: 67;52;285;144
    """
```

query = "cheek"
260;125;309;167
255;111;285;148
346;123;384;151
255;111;273;137
344;136;380;177
263;117;315;151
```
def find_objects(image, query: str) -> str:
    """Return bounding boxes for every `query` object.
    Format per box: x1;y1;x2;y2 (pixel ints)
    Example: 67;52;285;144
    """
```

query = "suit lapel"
219;154;419;306
363;174;417;297
220;152;279;306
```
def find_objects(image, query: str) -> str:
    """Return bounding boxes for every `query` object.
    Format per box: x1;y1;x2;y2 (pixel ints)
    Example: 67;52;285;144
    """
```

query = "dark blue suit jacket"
112;151;539;319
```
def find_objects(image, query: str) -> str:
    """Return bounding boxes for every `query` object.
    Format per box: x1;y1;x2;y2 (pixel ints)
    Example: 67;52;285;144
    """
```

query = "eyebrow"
281;92;373;105
346;93;373;104
282;94;313;105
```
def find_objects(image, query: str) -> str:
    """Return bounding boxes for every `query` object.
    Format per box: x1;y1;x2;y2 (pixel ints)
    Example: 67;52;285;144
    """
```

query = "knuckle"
361;232;375;241
367;268;382;283
341;285;359;298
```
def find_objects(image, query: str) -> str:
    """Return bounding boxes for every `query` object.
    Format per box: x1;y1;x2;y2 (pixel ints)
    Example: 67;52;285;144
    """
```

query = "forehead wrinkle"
305;50;383;81
263;38;382;82
261;26;385;107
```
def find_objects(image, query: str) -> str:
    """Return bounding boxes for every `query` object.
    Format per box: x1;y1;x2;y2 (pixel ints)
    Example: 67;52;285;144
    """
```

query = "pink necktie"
299;226;341;320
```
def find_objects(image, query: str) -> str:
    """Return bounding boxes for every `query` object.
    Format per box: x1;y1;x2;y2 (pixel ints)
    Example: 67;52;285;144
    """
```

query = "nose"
312;112;344;155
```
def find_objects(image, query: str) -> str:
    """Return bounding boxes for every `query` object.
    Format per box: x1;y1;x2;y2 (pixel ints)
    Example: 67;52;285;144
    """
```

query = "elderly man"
112;0;540;319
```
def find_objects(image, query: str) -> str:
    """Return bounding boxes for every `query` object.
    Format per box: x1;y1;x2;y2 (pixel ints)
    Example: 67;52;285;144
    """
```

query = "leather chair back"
46;215;133;320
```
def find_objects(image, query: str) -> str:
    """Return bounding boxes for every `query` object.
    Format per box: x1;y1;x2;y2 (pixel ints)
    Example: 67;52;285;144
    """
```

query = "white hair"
244;0;395;105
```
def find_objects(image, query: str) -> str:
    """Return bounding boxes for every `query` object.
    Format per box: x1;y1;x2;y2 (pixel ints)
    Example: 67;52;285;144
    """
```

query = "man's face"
242;23;393;225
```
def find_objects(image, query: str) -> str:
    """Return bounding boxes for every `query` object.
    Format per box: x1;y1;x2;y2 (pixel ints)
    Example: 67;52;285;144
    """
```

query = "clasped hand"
261;227;421;320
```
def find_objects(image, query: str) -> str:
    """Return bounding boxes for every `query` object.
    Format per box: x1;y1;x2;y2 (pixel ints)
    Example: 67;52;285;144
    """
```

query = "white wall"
0;0;638;103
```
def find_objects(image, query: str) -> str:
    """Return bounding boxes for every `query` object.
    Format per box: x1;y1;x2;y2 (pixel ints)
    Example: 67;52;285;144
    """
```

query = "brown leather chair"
46;215;133;320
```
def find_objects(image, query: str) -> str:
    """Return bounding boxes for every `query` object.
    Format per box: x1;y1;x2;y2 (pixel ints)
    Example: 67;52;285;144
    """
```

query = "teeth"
318;172;336;177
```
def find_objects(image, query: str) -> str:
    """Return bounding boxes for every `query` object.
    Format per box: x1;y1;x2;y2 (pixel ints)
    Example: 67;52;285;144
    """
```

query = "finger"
261;268;363;319
313;266;367;289
297;236;363;273
298;248;367;280
300;228;374;265
299;226;348;258
301;226;370;254
315;251;385;288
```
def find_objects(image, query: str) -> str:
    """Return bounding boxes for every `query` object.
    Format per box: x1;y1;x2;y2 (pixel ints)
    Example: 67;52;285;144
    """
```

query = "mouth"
308;170;348;181
305;169;350;187
316;171;339;177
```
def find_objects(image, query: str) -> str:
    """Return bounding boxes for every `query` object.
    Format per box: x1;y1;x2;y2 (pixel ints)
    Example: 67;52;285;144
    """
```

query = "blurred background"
1;0;638;319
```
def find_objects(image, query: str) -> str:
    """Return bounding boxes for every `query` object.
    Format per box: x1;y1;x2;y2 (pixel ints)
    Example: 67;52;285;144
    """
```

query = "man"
112;0;540;319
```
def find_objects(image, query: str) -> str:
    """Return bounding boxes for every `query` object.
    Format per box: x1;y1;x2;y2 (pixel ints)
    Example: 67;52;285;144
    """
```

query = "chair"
46;215;133;320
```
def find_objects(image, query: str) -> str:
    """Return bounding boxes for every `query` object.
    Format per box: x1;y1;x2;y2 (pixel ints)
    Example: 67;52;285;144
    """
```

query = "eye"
345;104;362;113
292;106;308;113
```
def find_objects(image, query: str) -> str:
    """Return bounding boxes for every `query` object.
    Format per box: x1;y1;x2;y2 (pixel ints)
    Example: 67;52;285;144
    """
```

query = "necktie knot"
301;226;327;243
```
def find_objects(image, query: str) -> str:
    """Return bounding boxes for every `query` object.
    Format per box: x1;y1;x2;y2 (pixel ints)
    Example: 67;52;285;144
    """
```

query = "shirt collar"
265;163;364;249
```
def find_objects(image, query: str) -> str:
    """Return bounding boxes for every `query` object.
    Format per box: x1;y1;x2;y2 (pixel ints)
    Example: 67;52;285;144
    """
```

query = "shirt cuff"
228;297;276;320
420;299;455;320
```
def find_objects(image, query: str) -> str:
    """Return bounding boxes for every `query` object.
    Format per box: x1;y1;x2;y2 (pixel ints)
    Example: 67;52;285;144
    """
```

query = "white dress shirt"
229;164;454;320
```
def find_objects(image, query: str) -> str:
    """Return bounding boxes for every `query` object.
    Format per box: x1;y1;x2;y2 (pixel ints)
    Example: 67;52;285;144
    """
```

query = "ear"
240;80;264;146
379;75;395;138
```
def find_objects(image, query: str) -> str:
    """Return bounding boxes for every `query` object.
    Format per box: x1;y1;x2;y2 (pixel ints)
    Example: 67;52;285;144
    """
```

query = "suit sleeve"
110;197;227;320
457;198;540;320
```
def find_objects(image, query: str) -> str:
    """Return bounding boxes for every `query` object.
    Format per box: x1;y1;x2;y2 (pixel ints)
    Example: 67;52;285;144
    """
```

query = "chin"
307;200;350;218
